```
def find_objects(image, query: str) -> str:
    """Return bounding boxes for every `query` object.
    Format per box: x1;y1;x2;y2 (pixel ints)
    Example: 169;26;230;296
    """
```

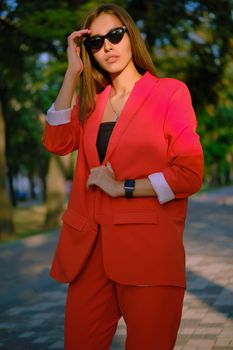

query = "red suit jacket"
43;72;204;287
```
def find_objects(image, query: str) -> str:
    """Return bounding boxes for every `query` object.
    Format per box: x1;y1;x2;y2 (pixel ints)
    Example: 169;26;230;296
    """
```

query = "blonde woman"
43;3;204;349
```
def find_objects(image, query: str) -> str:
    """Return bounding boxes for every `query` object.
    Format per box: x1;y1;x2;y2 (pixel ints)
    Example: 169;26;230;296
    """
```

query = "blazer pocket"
114;211;158;225
62;209;87;231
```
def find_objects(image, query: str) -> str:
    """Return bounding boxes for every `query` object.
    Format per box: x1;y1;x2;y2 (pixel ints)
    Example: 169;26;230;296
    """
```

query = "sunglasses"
84;26;127;51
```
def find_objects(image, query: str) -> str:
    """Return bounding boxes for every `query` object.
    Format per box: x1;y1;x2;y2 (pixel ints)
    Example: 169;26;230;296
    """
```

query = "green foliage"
20;9;80;40
128;0;233;184
0;0;233;192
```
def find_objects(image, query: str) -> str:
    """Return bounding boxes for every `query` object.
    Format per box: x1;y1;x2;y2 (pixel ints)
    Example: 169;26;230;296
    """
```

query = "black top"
96;121;116;163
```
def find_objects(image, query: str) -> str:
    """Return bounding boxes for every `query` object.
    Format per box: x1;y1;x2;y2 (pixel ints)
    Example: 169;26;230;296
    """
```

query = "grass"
198;181;233;193
1;182;232;244
0;202;57;244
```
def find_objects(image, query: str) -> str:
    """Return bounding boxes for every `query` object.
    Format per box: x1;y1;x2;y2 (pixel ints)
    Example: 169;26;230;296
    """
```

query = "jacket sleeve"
42;99;81;156
160;82;204;199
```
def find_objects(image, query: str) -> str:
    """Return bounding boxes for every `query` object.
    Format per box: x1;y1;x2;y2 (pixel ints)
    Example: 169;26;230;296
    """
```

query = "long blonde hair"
79;3;157;123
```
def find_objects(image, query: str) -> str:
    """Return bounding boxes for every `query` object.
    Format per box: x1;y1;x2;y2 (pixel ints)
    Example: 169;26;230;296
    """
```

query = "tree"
0;101;15;237
128;0;233;107
0;0;125;238
128;0;233;185
1;0;233;239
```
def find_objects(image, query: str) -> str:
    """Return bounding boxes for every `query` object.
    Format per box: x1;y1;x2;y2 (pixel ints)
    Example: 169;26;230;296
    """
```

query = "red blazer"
43;72;204;287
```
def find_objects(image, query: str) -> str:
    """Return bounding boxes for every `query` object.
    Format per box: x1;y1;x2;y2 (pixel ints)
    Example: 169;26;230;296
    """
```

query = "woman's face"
88;13;133;76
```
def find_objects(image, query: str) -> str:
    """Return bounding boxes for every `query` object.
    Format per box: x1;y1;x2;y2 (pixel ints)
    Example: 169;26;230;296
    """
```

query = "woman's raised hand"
66;29;91;75
53;29;91;110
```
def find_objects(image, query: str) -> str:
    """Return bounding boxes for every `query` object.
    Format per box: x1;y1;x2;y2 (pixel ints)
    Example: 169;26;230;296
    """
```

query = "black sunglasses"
84;26;127;51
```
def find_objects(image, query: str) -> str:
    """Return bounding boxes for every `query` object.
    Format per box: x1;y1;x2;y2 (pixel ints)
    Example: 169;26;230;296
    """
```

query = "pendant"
115;113;120;121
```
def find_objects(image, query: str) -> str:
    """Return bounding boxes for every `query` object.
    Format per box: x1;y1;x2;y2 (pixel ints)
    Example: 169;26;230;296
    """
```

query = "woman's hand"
66;29;91;76
53;29;91;110
86;163;123;198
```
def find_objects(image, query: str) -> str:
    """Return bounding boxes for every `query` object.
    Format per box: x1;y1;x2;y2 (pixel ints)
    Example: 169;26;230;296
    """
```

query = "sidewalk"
0;186;233;350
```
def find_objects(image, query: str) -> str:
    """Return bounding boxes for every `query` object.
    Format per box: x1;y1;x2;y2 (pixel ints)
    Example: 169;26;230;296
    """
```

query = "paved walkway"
0;186;233;350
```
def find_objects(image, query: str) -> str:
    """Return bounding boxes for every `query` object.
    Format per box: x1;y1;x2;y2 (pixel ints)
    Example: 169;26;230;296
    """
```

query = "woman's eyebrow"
90;26;121;37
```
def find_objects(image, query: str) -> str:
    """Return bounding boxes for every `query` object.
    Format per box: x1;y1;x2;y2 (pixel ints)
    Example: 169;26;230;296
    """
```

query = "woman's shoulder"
144;71;189;96
158;76;188;90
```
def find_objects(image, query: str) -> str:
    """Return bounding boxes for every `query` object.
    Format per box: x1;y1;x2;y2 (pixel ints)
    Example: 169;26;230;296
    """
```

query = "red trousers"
64;229;184;350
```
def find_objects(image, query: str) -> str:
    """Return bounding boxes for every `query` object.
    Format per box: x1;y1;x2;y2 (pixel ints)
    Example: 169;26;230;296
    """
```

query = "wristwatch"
124;179;135;198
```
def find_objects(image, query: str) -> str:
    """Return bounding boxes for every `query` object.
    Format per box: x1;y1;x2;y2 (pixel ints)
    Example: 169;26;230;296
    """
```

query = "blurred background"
0;0;233;242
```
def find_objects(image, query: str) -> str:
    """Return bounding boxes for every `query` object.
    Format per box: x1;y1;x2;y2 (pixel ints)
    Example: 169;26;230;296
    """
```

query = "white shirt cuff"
46;104;72;125
148;172;175;204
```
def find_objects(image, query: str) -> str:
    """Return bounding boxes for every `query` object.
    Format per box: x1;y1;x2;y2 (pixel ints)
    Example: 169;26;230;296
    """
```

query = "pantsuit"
43;72;204;349
64;228;185;350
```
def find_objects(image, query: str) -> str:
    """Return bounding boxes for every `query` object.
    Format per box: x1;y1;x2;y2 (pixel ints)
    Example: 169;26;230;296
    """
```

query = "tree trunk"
29;170;37;200
44;154;68;229
40;170;47;202
0;101;15;238
7;165;17;207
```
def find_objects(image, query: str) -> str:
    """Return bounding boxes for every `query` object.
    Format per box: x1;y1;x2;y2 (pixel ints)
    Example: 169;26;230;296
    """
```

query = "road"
0;186;233;350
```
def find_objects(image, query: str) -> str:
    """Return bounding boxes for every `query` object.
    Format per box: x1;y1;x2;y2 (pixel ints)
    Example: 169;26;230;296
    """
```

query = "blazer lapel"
83;72;159;169
103;72;159;164
83;85;111;169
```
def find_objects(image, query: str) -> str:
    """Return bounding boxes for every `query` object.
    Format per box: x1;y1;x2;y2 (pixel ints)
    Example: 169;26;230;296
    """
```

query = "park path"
0;186;233;350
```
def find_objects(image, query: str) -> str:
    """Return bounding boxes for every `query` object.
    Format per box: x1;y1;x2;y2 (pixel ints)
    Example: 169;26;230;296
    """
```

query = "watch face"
124;179;135;187
124;179;135;198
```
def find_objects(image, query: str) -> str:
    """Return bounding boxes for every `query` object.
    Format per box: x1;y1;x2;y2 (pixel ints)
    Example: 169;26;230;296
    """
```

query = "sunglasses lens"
108;28;124;44
86;37;103;50
84;27;126;51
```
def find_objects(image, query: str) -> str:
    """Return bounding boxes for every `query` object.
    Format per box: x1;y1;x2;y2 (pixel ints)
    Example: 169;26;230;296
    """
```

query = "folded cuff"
46;103;72;125
148;172;175;204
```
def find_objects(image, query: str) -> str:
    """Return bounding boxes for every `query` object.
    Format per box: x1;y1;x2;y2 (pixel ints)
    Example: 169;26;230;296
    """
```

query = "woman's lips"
106;55;119;63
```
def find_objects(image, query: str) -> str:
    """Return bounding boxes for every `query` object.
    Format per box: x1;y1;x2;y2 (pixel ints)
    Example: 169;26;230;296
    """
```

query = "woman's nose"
103;38;112;52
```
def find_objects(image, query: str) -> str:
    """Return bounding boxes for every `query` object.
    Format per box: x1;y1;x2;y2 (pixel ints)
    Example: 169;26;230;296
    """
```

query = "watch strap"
124;179;135;198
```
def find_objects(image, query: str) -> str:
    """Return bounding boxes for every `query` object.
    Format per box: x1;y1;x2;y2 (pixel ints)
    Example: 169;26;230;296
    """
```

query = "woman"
43;3;204;350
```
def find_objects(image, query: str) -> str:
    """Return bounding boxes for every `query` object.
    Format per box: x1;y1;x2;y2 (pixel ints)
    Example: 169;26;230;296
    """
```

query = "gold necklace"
109;98;120;121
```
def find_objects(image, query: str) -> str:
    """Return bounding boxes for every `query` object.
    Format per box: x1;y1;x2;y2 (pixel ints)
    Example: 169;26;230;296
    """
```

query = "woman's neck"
110;64;142;97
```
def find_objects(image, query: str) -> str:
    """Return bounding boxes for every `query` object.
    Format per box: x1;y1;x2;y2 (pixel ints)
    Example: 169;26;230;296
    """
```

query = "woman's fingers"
106;162;114;176
67;29;91;47
66;29;91;74
87;166;109;187
86;165;118;197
